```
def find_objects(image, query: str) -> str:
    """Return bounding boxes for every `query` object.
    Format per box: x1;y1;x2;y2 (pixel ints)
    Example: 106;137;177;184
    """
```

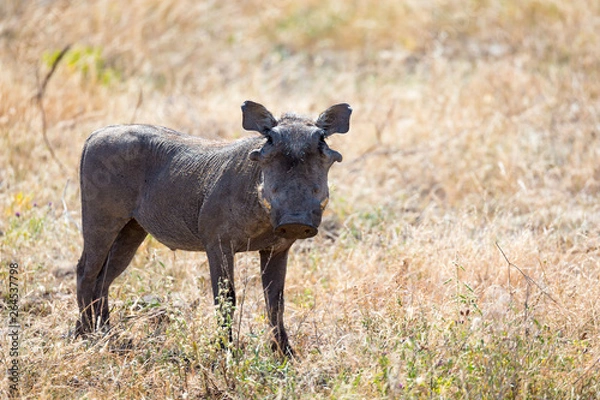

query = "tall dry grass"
1;0;600;398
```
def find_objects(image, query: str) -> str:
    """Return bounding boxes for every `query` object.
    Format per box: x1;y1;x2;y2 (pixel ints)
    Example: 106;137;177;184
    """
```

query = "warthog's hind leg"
76;215;143;336
92;219;148;329
76;227;121;336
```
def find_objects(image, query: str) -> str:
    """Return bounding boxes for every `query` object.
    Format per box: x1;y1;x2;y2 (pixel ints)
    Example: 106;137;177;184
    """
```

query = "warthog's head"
243;101;352;240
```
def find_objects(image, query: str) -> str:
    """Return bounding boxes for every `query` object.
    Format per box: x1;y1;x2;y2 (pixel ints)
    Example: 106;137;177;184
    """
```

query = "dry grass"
1;0;600;398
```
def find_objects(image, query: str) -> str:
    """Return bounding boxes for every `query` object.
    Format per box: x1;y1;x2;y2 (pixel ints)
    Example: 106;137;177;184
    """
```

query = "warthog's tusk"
262;198;272;211
320;197;329;210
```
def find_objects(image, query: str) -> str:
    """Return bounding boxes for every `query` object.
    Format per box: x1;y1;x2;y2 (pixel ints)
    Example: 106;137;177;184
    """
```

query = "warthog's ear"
242;101;278;135
316;103;352;136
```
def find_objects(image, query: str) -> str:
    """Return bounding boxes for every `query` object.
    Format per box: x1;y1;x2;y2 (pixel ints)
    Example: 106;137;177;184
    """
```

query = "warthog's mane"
278;112;316;127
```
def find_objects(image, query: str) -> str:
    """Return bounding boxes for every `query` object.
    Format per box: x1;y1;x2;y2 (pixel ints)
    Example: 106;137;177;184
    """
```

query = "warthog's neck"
192;137;292;252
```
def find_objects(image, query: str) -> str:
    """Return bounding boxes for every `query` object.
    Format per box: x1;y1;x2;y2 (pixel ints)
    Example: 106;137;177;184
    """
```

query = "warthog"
75;101;352;355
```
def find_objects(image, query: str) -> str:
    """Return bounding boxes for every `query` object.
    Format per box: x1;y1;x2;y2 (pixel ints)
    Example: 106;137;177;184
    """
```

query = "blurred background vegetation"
1;0;600;398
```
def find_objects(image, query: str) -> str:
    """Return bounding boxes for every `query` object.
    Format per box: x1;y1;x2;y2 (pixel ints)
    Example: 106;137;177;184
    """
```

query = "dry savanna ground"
1;0;600;398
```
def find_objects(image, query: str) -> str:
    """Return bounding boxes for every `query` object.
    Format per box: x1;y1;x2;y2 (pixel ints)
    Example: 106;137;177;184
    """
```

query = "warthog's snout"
275;223;318;239
273;208;322;239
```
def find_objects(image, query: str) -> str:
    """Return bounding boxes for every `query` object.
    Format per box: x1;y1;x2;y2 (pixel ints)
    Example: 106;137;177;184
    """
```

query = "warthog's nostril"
275;224;318;239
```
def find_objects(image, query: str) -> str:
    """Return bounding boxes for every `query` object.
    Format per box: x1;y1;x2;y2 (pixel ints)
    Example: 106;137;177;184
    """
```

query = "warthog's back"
79;124;268;252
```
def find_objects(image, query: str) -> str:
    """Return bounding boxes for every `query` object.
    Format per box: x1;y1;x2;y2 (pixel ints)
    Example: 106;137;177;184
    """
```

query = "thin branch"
62;179;81;232
373;101;396;143
38;45;71;99
34;44;71;174
129;88;144;124
572;356;600;386
495;242;560;307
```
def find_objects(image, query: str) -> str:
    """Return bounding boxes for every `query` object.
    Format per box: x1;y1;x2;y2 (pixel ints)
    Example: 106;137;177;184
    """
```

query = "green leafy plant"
42;45;120;86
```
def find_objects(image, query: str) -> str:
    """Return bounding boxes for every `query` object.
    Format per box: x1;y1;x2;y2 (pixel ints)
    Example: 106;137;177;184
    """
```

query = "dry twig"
62;179;81;232
495;242;560;307
130;88;144;124
34;44;72;173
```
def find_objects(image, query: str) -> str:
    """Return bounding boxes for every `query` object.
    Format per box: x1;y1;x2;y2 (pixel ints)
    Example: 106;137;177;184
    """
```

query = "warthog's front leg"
206;246;236;345
260;247;293;356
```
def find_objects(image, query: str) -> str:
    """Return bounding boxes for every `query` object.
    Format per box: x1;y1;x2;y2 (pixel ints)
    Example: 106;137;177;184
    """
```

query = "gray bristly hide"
75;100;352;356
